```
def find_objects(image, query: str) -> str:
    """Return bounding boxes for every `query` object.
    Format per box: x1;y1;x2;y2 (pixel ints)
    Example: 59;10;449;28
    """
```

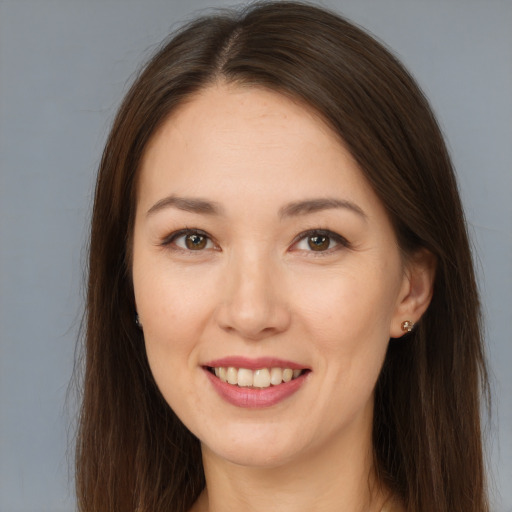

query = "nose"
214;251;291;341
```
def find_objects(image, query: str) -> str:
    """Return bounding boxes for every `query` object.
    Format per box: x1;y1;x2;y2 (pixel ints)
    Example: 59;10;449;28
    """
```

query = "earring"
401;320;415;332
135;313;142;329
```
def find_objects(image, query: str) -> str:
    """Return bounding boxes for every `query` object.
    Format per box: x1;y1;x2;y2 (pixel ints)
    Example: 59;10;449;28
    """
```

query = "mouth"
205;366;308;388
202;357;310;407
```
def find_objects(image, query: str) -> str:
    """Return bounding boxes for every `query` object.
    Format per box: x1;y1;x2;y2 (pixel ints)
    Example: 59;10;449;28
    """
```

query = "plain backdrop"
0;1;510;511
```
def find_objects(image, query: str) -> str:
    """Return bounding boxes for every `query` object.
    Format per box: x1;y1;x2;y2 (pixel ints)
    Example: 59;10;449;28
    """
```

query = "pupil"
186;234;206;250
308;235;329;251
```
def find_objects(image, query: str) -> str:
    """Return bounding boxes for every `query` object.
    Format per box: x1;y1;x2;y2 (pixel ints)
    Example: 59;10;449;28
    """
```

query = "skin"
132;83;434;512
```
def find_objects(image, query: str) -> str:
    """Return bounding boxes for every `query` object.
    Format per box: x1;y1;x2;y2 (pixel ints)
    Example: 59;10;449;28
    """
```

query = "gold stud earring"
401;320;415;332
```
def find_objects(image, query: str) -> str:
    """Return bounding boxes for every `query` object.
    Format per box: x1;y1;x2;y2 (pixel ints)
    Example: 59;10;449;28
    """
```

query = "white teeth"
270;367;283;385
211;366;304;388
282;369;293;382
237;368;253;387
253;369;271;388
226;367;238;385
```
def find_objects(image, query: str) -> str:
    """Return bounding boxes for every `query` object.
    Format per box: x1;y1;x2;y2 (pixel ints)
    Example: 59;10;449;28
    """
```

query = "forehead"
136;83;383;219
142;83;342;162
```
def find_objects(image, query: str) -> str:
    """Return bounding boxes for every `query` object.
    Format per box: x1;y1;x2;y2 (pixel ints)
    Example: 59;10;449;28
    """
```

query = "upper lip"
203;356;309;371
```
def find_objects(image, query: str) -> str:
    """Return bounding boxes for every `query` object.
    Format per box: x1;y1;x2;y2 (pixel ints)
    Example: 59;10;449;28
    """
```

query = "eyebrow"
279;198;367;220
146;195;366;220
146;195;224;217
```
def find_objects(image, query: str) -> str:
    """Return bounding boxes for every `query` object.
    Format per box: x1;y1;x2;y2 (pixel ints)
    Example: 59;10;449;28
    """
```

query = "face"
132;83;412;468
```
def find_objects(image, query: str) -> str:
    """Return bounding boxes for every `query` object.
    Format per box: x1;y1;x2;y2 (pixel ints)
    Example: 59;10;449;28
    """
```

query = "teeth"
226;367;237;385
270;367;283;386
237;368;253;387
253;369;270;388
211;366;304;388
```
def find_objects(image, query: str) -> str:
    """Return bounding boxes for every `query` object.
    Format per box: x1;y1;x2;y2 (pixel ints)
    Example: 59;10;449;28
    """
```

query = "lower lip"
204;369;307;408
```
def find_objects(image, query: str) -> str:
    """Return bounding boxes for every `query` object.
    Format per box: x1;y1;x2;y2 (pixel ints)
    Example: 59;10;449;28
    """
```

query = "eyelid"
290;229;350;252
159;227;349;253
160;228;217;251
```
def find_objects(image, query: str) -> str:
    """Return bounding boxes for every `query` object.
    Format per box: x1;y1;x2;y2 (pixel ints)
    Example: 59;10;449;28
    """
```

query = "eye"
293;229;349;252
162;229;215;251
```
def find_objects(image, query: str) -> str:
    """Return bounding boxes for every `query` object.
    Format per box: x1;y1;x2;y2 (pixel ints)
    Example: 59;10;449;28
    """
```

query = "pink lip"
204;356;308;371
204;369;308;408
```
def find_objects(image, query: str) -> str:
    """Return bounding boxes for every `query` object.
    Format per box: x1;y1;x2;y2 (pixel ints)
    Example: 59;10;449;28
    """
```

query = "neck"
193;415;389;512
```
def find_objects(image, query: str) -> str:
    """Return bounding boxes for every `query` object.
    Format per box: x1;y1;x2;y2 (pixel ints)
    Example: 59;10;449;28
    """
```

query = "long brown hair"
76;2;489;511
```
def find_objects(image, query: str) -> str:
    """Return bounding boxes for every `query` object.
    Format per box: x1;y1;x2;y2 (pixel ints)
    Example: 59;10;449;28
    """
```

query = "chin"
197;421;315;469
207;443;301;469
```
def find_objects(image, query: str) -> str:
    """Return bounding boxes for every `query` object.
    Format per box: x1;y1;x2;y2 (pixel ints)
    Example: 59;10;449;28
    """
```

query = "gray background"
0;0;510;510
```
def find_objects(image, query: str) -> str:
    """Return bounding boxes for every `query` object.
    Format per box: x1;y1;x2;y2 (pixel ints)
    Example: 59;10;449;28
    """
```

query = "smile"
208;367;305;388
203;358;310;408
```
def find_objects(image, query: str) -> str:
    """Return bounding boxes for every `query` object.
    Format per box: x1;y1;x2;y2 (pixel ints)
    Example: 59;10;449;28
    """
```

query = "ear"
390;248;436;338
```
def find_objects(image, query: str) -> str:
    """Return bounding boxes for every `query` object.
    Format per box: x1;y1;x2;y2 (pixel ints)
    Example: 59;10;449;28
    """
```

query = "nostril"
214;278;291;340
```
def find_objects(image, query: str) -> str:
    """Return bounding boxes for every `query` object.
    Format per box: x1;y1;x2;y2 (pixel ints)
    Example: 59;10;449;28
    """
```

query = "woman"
76;2;489;511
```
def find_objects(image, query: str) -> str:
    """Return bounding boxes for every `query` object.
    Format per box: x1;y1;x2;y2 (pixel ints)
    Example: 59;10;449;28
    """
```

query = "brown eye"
164;229;214;251
307;234;330;251
293;229;349;253
185;233;207;250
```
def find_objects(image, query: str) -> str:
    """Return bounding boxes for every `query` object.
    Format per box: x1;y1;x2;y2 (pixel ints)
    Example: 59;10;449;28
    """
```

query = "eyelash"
160;228;216;252
291;229;350;253
160;228;350;254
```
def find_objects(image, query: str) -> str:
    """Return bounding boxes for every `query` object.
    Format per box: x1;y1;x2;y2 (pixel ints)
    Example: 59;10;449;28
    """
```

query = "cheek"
293;262;401;402
293;264;399;346
136;274;210;417
300;279;393;423
132;254;217;394
134;253;215;334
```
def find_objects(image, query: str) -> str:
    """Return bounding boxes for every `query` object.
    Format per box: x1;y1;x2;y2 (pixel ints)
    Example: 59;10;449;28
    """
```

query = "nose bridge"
216;244;290;339
234;246;273;306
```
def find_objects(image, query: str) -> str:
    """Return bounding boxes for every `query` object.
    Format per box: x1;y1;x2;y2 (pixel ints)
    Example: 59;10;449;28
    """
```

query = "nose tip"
219;300;290;341
215;262;291;341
